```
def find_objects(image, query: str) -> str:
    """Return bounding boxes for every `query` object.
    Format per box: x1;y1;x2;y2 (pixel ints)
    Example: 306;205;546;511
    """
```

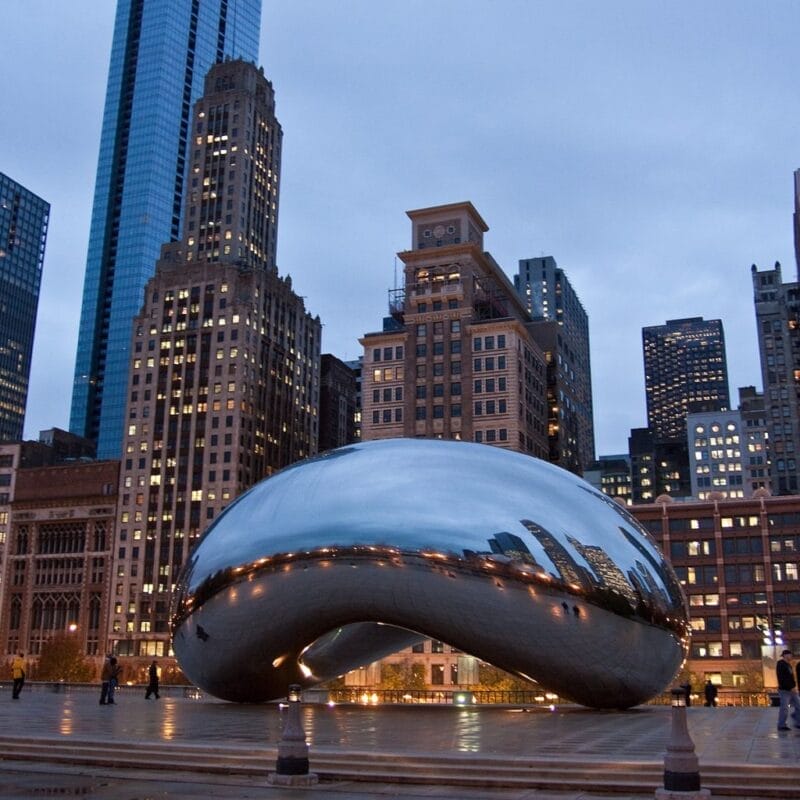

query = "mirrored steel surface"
171;439;689;707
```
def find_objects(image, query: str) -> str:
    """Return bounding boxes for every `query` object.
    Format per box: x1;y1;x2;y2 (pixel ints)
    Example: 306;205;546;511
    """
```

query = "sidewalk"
0;687;797;799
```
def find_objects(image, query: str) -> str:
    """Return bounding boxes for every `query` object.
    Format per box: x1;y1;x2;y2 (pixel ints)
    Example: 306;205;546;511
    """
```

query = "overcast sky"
3;1;799;456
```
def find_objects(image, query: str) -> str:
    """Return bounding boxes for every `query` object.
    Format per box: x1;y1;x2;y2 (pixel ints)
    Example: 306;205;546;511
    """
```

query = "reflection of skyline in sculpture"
487;532;540;565
519;519;593;590
171;439;690;709
566;536;638;609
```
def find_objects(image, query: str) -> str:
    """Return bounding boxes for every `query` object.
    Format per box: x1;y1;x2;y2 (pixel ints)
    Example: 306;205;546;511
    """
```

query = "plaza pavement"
0;684;798;799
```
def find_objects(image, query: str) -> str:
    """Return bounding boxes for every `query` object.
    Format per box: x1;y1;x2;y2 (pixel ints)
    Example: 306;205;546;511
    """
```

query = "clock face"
433;225;445;238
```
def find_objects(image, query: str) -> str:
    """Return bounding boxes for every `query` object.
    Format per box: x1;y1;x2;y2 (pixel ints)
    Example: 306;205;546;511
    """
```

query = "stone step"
0;737;796;797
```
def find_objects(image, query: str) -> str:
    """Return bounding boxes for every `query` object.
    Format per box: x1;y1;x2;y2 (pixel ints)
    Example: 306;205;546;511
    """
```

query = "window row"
416;321;461;336
415;405;461;419
474;355;507;372
474;400;507;415
474;429;508;444
474;378;507;393
473;335;506;351
417;300;459;313
416;341;461;357
371;346;404;362
372;408;403;424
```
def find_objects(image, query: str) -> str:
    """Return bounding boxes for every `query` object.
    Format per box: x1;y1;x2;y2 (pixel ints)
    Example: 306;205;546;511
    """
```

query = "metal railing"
1;681;779;708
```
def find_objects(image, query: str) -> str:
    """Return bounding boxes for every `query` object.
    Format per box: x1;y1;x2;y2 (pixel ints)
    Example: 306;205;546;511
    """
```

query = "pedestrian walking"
776;649;800;730
100;656;122;705
703;679;718;707
145;660;160;700
11;653;25;699
680;681;692;707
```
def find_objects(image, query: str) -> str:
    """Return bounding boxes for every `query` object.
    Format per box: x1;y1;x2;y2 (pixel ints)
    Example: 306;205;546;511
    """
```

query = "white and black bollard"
268;684;318;787
655;688;710;799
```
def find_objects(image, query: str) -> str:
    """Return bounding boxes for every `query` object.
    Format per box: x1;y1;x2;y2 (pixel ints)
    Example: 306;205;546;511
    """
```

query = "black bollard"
655;688;710;799
268;684;318;786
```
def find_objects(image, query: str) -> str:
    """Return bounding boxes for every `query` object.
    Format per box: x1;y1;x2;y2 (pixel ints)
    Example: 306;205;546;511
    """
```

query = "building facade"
515;256;594;474
0;431;95;623
319;354;358;452
686;410;747;500
642;317;730;442
0;173;49;442
629;427;691;504
107;60;320;667
751;262;800;495
632;494;800;689
344;357;363;442
0;461;119;664
70;0;262;459
584;454;632;505
738;386;771;496
359;203;548;457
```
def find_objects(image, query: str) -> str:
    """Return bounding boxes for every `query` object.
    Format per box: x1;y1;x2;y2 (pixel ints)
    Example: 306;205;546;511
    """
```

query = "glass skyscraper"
70;0;262;458
0;173;49;442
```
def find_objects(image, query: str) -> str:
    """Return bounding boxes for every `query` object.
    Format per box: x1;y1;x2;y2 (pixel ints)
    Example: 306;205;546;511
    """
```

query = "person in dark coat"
99;656;113;704
680;681;692;707
776;649;800;730
145;660;160;700
703;679;718;707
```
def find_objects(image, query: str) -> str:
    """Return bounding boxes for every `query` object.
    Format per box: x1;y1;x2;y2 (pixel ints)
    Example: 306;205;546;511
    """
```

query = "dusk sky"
3;1;800;456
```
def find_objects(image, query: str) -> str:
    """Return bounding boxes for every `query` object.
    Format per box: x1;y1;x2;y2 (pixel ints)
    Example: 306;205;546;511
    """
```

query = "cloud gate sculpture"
171;439;689;708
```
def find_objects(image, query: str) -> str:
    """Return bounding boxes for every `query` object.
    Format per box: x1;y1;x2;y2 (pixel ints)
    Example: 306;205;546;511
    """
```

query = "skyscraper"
359;202;548;457
751;261;800;494
108;60;319;667
0;173;49;442
70;0;262;459
642;317;730;441
515;256;595;474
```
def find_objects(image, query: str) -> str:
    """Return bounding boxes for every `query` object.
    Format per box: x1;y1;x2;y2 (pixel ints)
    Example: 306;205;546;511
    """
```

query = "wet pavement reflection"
1;686;799;767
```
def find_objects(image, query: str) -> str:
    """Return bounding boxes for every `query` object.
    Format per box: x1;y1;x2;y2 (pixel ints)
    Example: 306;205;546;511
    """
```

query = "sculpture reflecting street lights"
172;439;690;708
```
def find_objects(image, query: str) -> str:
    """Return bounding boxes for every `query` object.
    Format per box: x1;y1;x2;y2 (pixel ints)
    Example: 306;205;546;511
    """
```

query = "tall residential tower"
108;60;319;667
359;202;548;457
0;173;49;442
70;0;262;459
642;317;730;442
515;256;595;475
751;261;800;494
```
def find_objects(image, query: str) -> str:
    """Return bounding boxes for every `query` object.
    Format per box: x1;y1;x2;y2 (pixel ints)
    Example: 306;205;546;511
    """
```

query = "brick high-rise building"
515;256;595;474
0;173;49;443
360;202;547;456
70;0;263;458
107;60;320;670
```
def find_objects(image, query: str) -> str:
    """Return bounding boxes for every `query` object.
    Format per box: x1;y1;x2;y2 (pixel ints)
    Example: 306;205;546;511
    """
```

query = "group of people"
8;653;160;703
100;657;160;703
